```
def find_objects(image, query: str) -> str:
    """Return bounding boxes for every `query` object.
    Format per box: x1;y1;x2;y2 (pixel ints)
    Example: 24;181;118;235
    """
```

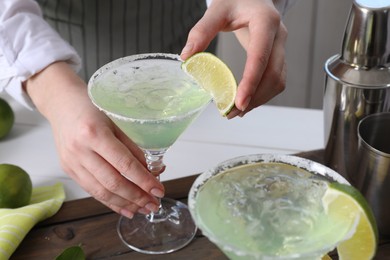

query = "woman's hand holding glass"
24;62;164;219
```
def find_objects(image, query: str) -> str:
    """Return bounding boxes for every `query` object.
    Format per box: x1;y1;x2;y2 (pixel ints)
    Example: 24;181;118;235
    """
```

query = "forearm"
0;0;81;109
23;62;87;121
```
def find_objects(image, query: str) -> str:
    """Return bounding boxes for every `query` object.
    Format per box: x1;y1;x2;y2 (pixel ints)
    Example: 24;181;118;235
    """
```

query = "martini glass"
189;154;358;260
87;53;212;254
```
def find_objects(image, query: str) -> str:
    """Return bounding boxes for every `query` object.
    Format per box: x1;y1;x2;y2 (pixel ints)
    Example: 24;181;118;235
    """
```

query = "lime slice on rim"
322;182;378;260
181;52;237;116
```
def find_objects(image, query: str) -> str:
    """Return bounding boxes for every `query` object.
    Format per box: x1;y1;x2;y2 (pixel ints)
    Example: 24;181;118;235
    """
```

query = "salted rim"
188;154;350;259
87;53;211;123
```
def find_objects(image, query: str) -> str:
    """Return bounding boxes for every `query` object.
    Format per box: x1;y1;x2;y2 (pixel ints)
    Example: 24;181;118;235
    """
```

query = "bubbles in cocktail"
224;164;326;247
194;162;352;258
90;59;211;120
144;88;176;111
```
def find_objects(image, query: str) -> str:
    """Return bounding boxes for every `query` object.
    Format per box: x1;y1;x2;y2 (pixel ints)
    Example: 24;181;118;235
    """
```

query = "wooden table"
11;150;390;259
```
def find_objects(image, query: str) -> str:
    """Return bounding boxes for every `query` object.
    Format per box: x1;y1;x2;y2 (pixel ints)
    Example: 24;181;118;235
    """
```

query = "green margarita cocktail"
88;53;212;254
89;53;211;150
189;154;357;260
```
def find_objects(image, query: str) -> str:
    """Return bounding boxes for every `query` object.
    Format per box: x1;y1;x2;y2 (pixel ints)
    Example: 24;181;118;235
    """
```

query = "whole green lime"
0;98;15;139
0;164;32;208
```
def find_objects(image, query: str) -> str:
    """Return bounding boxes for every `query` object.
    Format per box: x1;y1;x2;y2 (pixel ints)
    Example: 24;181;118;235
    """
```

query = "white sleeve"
0;0;81;109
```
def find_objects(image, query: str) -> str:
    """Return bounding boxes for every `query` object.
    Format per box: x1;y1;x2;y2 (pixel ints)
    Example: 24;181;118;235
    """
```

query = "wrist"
24;61;87;120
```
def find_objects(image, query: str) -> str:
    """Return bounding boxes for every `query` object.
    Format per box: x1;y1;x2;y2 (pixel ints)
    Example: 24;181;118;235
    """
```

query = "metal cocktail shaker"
324;0;390;184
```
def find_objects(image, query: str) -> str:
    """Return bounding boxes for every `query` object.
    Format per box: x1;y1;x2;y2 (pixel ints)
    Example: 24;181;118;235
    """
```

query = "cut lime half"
181;52;237;116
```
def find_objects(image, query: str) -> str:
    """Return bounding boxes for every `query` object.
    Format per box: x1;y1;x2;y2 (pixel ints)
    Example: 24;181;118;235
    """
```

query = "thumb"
180;5;227;60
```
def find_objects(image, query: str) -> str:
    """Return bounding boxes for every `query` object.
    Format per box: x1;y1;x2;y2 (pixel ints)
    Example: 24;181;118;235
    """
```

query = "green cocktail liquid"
195;162;352;259
89;58;211;150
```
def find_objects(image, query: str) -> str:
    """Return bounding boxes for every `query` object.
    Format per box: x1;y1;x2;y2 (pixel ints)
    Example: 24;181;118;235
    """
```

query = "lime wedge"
322;182;378;260
181;52;237;116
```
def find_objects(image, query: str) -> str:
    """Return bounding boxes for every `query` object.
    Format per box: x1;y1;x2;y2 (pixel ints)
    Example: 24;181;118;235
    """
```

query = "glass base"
117;197;197;254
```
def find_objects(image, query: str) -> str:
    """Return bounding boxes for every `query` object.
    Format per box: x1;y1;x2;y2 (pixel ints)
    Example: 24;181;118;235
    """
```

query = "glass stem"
144;149;168;222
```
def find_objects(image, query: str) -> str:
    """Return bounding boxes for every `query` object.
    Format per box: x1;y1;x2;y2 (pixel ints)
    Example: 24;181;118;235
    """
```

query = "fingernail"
241;96;251;111
145;202;159;213
181;42;194;56
239;111;246;118
151;188;164;198
120;209;134;219
226;109;241;119
138;207;150;215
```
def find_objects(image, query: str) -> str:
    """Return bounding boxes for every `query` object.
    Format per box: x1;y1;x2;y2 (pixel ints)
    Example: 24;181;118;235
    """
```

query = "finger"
112;122;166;177
226;107;241;119
90;128;165;198
114;125;147;168
235;11;281;111
115;128;166;176
69;164;143;218
99;200;138;219
84;149;160;207
227;25;287;119
180;4;229;60
239;22;287;117
241;57;286;117
238;65;286;118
